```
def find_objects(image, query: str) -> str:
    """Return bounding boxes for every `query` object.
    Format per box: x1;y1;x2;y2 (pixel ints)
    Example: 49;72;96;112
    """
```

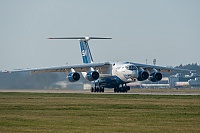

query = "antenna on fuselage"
48;36;112;63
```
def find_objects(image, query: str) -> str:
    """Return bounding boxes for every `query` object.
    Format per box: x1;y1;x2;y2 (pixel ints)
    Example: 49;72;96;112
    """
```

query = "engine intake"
149;72;162;82
67;72;80;82
86;71;99;81
137;71;149;81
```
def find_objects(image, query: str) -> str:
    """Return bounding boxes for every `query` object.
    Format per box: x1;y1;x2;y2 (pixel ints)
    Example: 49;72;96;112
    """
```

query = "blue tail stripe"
86;43;93;62
80;41;93;63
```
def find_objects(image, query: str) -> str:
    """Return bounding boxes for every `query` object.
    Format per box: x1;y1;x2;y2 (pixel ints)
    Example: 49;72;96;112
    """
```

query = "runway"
0;89;200;95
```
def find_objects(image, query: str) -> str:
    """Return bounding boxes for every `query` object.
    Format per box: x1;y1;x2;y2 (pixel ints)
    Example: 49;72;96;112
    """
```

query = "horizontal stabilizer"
48;37;112;41
47;36;111;64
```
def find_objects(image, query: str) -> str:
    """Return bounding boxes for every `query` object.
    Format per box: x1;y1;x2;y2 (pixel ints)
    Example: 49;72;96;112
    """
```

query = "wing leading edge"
132;63;194;73
7;62;111;74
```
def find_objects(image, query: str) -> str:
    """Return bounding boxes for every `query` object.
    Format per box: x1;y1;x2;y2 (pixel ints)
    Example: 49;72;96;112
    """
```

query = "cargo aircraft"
5;37;191;92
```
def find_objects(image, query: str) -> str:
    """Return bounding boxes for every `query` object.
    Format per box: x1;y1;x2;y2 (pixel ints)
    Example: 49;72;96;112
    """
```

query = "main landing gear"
91;86;104;92
91;84;130;93
114;84;130;93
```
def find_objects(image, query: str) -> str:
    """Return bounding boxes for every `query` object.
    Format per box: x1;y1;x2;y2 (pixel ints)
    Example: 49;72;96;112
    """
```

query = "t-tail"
48;37;111;64
80;40;94;63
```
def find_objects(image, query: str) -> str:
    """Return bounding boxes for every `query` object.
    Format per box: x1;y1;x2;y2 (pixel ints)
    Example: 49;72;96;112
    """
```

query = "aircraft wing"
6;62;112;74
133;63;194;73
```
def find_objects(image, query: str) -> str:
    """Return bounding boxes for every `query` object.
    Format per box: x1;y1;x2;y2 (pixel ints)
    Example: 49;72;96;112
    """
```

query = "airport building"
128;73;200;89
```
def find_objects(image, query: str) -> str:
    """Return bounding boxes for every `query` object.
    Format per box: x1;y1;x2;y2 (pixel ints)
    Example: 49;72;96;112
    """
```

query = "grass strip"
0;92;199;133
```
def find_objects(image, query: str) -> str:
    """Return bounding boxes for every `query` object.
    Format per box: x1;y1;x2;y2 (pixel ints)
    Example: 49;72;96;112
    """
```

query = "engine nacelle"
137;70;149;81
67;72;80;82
148;72;162;82
86;71;99;81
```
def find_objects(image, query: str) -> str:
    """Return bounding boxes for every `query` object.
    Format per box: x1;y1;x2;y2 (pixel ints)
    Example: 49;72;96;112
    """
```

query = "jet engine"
67;72;80;82
148;72;162;82
137;70;149;81
86;71;99;81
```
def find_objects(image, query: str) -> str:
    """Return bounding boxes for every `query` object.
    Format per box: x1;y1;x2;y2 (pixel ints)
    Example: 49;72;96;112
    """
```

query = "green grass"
0;92;199;133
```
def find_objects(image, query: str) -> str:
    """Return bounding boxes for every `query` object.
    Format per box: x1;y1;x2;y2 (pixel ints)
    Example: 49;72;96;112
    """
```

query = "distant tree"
175;63;200;75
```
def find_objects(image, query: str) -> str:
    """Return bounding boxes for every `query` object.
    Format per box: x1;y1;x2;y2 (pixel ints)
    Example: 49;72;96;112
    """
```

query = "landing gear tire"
114;88;117;93
96;87;99;92
91;87;94;92
100;87;104;92
114;87;120;93
127;86;130;91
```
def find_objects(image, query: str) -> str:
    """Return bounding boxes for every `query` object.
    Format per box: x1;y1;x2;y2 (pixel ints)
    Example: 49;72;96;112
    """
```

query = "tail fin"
48;37;111;64
80;40;93;63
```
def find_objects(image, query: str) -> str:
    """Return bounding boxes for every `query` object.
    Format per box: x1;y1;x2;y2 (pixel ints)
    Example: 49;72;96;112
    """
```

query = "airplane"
5;37;192;92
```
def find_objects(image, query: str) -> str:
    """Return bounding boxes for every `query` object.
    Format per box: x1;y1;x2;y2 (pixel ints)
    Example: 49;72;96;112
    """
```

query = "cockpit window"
126;65;137;71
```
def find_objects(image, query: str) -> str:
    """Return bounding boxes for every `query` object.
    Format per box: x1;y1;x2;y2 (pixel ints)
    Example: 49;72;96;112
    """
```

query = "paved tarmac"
0;89;200;95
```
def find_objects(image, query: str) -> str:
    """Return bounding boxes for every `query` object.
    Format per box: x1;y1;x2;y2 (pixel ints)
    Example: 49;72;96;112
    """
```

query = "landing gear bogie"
91;86;104;93
114;85;130;93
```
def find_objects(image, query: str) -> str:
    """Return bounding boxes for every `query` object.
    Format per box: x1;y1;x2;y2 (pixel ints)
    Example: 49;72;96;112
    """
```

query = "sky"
0;0;200;70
